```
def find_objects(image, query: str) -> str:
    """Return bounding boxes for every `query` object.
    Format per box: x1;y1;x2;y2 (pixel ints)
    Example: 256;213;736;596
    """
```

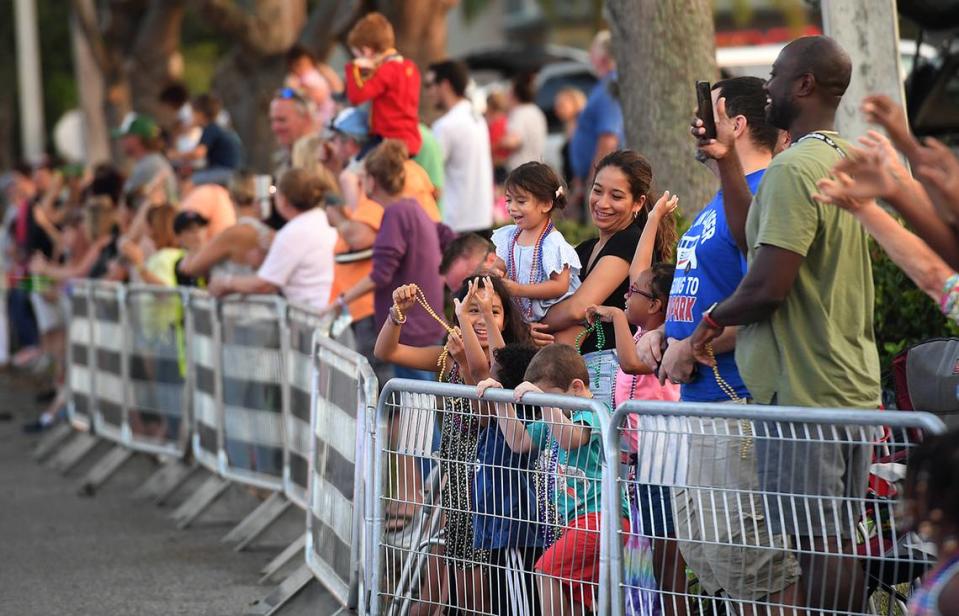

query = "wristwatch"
702;302;723;330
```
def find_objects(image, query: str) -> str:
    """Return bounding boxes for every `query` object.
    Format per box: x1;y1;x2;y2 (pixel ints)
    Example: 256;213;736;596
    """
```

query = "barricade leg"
77;444;135;496
33;422;74;462
48;431;99;473
171;473;231;529
245;563;315;616
133;458;197;504
222;491;292;551
259;534;307;584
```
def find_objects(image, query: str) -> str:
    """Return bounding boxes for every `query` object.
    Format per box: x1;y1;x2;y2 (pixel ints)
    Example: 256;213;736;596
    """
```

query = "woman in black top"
541;150;676;402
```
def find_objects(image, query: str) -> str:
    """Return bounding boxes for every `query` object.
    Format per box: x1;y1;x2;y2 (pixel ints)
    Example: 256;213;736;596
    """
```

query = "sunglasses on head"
275;87;308;104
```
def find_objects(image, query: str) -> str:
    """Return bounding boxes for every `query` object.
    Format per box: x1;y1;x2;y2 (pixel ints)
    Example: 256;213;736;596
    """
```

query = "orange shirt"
402;160;440;222
331;196;383;321
180;184;237;239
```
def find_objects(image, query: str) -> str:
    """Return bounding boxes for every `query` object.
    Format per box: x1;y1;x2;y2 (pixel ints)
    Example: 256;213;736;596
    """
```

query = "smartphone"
696;81;717;140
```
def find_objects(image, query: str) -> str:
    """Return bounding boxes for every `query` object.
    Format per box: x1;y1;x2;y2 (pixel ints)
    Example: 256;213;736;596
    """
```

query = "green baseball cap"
112;113;159;139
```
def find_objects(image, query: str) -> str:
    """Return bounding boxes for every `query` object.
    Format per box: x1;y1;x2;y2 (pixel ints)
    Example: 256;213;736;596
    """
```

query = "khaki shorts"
672;417;800;601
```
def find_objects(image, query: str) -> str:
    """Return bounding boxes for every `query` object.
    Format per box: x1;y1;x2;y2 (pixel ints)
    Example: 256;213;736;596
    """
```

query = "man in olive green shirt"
688;36;879;613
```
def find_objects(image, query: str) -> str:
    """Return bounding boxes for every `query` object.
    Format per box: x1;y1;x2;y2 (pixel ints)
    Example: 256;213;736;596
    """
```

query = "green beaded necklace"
574;320;607;389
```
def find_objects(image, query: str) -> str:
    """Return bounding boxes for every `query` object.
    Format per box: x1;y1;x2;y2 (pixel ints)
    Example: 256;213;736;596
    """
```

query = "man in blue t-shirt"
637;77;804;607
569;32;623;200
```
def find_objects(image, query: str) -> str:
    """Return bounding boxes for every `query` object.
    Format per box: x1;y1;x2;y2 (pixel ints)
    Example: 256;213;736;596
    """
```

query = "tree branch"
201;0;307;56
300;0;361;59
69;0;113;74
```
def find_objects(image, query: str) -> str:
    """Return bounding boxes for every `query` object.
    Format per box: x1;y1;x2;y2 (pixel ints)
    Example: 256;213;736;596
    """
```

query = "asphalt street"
0;372;333;615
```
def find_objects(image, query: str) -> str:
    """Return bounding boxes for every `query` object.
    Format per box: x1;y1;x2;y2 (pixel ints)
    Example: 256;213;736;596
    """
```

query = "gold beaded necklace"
705;342;752;459
393;284;458;381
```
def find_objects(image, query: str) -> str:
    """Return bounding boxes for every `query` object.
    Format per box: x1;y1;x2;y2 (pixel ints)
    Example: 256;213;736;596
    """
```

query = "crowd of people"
3;11;959;615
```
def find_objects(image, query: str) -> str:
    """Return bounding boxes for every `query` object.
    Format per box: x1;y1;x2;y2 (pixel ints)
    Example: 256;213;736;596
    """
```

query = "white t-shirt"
257;208;336;309
505;103;547;171
432;99;494;233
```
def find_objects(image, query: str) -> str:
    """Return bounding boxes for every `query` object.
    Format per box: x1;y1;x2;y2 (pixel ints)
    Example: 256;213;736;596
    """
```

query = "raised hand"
475;277;497;316
454;279;479;324
861;95;916;155
650;190;679;221
915;137;959;222
391;284;418;312
813;145;903;206
690;96;737;161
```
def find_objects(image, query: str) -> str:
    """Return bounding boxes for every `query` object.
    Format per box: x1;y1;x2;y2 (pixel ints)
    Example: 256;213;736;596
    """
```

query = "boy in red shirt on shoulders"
345;12;422;157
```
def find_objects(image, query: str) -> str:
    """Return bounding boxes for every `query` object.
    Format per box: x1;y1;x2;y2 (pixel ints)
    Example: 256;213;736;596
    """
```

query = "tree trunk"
204;0;308;172
607;0;717;215
382;0;458;70
70;0;111;165
125;0;186;119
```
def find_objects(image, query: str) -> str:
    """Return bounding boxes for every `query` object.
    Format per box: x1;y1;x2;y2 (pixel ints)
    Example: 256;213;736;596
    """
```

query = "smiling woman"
540;150;677;405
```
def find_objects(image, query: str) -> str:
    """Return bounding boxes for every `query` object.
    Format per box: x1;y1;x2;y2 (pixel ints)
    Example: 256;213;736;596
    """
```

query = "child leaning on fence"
478;343;628;614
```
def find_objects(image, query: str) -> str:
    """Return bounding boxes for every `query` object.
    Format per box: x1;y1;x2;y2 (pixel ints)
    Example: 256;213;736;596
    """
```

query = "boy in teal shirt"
481;344;626;614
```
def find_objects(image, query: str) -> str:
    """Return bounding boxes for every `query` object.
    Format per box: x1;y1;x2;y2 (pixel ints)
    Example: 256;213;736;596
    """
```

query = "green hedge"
871;241;958;372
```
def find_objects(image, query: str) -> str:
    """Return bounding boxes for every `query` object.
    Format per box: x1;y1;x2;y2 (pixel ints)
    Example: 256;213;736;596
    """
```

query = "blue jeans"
8;288;39;348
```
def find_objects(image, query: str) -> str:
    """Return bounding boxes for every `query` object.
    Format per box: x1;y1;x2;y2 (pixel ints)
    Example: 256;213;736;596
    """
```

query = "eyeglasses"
627;284;657;301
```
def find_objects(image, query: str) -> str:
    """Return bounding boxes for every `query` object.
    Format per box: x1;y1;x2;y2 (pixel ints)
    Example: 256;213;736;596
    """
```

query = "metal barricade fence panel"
604;401;947;616
188;290;222;473
305;332;377;609
89;281;127;443
369;379;613;616
66;279;93;431
285;304;326;510
123;285;190;457
218;295;286;491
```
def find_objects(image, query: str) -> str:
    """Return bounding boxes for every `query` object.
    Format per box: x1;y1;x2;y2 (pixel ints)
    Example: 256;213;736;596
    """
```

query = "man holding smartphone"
638;77;802;612
687;36;880;613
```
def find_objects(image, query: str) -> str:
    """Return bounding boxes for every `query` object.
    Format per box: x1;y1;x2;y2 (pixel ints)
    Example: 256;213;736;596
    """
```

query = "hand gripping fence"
369;379;613;616
604;400;947;616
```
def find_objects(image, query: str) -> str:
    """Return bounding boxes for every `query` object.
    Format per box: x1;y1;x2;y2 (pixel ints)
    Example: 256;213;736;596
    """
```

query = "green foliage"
870;241;958;373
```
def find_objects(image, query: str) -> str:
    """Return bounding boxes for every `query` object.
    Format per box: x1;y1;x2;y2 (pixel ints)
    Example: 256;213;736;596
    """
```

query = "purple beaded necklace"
506;221;554;320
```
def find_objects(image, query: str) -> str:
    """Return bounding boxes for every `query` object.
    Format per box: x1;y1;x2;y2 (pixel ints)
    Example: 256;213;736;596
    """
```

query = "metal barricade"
369;379;613;616
123;284;190;457
218;295;287;491
187;290;222;473
605;401;947;616
89;281;127;443
284;304;326;510
305;332;377;609
65;279;94;431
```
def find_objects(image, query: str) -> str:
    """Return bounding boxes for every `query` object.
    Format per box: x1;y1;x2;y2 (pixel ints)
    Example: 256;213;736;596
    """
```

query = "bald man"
689;36;878;612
